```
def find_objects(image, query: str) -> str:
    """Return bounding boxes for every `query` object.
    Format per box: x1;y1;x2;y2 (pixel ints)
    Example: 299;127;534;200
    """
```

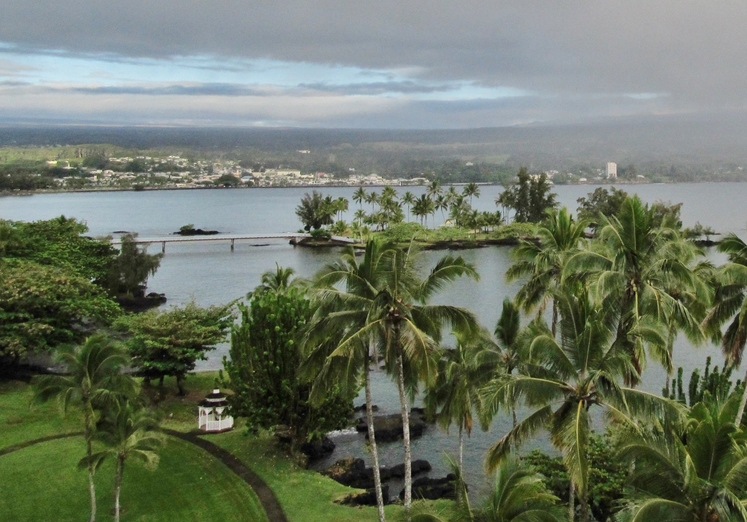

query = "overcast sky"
1;1;745;128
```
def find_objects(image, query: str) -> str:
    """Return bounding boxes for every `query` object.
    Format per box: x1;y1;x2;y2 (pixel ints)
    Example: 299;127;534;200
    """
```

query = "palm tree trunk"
579;485;589;522
396;354;413;515
737;365;747;427
551;300;558;338
365;359;386;522
85;406;97;522
458;425;464;474
114;457;124;522
568;480;575;522
87;464;96;522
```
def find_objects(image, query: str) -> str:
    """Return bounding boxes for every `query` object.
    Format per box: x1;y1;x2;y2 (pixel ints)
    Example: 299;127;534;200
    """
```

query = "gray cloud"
66;83;269;96
2;1;747;125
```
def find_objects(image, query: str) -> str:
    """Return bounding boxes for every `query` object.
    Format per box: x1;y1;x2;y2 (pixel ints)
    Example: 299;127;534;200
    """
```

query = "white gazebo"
198;389;234;432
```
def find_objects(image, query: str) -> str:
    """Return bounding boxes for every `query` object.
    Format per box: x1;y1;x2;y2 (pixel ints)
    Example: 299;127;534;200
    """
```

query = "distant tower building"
606;162;617;179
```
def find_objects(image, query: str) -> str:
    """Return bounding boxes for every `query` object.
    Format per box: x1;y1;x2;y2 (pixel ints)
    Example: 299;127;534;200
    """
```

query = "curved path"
0;432;81;456
162;429;288;522
0;429;288;522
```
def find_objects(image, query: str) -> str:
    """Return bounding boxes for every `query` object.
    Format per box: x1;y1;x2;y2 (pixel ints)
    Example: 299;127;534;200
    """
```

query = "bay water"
1;182;741;497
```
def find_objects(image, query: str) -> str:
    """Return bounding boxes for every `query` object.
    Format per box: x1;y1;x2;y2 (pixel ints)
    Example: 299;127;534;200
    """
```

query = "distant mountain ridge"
2;112;747;171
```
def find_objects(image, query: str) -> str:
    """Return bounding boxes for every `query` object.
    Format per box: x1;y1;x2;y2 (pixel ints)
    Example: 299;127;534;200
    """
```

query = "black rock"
300;437;335;461
388;459;432;478
401;474;458;501
356;412;427;442
335;486;390;506
322;458;372;488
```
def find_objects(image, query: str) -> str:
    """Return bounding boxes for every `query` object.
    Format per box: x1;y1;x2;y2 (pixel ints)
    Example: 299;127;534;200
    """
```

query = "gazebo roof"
199;389;229;408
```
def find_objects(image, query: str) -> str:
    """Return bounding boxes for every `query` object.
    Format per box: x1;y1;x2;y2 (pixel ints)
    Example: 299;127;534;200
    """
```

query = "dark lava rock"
174;228;219;236
353;404;379;414
356;412;427;442
116;292;167;313
335;486;390;507
400;474;458;501
300;437;335;461
387;459;432;478
322;458;372;488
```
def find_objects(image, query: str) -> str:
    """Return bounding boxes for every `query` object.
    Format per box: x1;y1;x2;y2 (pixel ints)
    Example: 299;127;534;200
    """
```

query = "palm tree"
492;298;523;427
410;456;564;522
413;194;435;228
426;332;492;475
427;180;442;199
85;399;165;522
306;239;479;515
463;183;480;207
477;457;565;522
334;196;349;221
34;334;135;522
366;191;380;213
617;394;747;522
402;191;415;222
704;233;747;424
353;187;367;209
566;196;707;383
435;194;449;224
481;287;684;522
507;207;589;336
259;263;302;292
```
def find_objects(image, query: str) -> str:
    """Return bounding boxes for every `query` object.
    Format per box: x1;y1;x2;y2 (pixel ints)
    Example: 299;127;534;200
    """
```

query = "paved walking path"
0;429;288;522
163;429;288;522
0;432;81;456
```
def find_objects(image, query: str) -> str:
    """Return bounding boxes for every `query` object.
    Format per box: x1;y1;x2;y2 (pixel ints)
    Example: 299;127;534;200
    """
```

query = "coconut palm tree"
411;456;564;522
427;180;442;199
402;191;415;222
704;233;747;424
616;393;747;522
353;187;367;209
413;194;435;228
463;183;480;207
259;264;303;293
566;195;707;384
84;399;165;522
366;191;380;213
435;194;450;223
305;239;479;515
476;457;565;522
508;207;589;336
426;332;492;475
34;335;136;522
481;286;685;522
492;298;523;428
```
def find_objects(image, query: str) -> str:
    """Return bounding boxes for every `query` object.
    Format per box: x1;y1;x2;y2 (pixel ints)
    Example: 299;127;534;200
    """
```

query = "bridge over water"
110;233;356;253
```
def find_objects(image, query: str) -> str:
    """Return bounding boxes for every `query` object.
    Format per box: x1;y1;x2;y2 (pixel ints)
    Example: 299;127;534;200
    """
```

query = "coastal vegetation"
8;184;747;522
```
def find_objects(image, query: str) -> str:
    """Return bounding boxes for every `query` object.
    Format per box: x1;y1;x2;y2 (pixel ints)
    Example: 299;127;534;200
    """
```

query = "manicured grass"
0;435;268;522
1;373;448;521
211;429;454;522
0;379;83;448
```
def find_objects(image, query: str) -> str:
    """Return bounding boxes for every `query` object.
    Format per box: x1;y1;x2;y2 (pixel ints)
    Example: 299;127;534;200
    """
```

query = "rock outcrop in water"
355;410;428;442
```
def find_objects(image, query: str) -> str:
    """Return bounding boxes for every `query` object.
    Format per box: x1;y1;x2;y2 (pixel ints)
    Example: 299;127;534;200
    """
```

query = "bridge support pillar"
230;239;235;252
161;241;166;254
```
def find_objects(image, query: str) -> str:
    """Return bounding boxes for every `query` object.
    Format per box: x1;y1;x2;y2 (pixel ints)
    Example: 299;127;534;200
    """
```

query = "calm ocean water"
0;182;740;495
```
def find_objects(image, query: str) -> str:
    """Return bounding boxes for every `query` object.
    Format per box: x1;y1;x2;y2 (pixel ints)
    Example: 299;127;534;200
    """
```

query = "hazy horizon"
3;2;747;129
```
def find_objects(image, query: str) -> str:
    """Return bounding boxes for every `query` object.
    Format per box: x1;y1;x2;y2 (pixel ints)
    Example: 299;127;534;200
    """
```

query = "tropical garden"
6;167;747;522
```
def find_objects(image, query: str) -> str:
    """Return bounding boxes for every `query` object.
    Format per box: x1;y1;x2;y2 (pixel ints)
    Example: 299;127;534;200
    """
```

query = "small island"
174;224;220;236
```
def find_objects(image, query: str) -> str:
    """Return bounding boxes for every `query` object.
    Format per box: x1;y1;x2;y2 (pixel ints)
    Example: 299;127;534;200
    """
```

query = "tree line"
10;177;747;521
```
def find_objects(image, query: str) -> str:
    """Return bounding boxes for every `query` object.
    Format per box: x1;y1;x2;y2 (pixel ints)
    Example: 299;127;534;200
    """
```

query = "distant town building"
606;162;618;179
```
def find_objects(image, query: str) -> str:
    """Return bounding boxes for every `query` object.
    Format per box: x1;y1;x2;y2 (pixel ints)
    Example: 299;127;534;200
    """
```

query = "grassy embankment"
331;221;538;249
0;372;430;521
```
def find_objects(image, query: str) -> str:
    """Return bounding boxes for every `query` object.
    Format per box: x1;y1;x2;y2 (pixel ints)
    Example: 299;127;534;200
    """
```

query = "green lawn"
0;435;268;521
0;379;83;448
0;373;443;522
